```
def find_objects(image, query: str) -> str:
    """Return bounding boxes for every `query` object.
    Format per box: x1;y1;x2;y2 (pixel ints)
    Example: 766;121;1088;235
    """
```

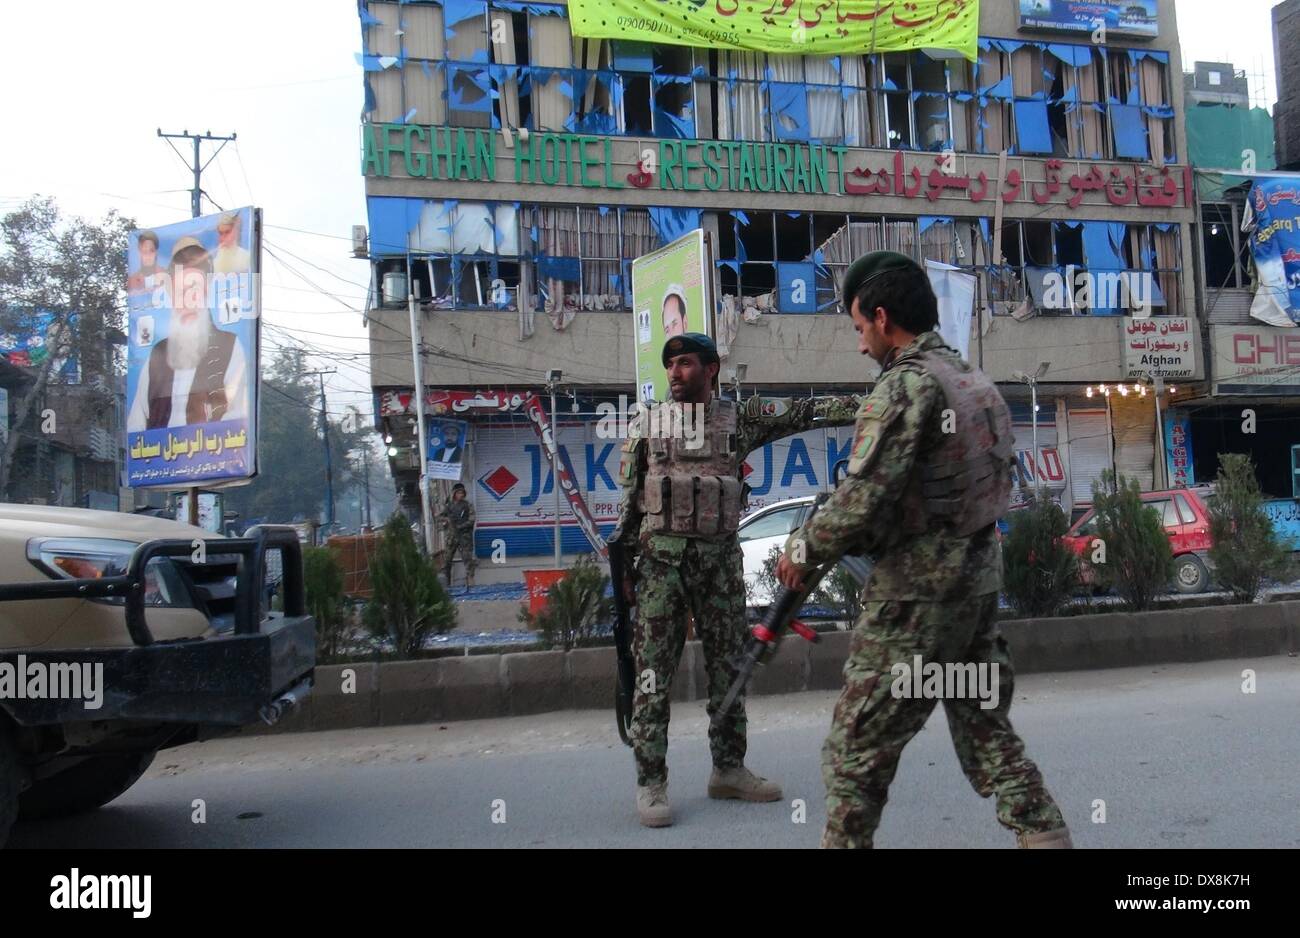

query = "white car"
737;496;870;611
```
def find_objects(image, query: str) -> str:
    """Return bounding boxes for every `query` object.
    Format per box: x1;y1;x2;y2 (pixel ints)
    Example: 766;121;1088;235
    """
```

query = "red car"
1062;486;1216;594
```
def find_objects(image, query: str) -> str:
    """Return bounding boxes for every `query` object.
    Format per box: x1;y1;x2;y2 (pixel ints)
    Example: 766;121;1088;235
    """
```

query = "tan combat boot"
707;766;783;802
1017;827;1073;848
637;782;672;828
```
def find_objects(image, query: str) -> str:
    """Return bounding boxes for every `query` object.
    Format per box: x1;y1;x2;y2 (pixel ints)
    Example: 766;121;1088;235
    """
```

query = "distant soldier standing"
613;333;860;828
442;483;477;588
776;252;1071;849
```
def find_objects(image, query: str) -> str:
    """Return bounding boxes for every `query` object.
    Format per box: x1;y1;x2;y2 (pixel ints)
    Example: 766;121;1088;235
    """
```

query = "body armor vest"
637;399;745;539
899;350;1014;537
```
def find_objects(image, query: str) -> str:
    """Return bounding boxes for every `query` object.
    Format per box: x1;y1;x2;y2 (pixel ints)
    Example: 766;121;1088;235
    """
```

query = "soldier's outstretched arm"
736;392;865;455
784;367;941;569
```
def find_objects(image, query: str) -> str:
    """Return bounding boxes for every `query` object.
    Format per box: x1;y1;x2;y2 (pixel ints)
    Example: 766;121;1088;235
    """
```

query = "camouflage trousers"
822;592;1065;848
443;530;477;580
630;537;748;786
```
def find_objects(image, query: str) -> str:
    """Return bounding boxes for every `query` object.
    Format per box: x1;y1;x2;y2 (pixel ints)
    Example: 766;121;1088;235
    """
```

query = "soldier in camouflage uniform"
613;332;861;828
442;483;477;588
776;252;1071;849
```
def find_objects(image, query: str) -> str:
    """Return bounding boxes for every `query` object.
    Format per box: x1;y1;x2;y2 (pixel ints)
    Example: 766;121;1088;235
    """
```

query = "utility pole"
157;127;236;528
362;445;373;528
304;370;337;534
157;129;237;219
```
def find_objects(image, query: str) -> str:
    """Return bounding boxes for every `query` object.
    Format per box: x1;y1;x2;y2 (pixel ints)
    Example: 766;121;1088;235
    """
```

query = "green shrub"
362;514;456;658
519;555;614;651
1001;494;1080;617
1206;454;1293;603
1089;471;1174;611
303;546;350;661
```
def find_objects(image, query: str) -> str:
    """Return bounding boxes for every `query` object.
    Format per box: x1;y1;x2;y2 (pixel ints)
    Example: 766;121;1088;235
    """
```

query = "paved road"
10;656;1300;848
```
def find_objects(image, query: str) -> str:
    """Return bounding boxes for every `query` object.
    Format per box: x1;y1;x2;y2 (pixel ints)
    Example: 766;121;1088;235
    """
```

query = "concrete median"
244;599;1300;734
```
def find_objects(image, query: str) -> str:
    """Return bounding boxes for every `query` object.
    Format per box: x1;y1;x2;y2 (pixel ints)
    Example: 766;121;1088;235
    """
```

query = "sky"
0;0;1287;430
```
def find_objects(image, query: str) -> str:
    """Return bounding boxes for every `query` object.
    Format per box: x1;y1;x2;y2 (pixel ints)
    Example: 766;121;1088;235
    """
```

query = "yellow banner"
567;0;979;61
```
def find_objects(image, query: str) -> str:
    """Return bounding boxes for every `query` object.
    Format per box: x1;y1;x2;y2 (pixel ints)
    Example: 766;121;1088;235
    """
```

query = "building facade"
359;0;1203;557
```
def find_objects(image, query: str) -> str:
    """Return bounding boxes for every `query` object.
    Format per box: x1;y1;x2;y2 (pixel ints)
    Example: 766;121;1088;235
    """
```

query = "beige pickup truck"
0;505;315;846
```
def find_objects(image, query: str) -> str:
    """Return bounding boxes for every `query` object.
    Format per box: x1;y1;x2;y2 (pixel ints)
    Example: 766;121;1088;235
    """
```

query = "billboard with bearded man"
125;206;261;487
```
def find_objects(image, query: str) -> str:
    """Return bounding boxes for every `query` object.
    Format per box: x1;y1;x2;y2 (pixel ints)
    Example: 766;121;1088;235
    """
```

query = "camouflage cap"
841;250;923;311
662;332;718;367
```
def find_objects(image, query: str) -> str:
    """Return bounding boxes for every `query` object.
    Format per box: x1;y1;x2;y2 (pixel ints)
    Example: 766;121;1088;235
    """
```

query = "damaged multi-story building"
359;0;1205;561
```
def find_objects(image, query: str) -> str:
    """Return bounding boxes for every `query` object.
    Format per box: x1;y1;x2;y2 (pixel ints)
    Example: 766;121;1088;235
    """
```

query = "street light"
1012;362;1050;497
546;368;563;567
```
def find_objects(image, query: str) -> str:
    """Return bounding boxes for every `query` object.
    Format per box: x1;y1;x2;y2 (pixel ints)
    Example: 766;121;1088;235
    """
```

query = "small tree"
1002;495;1080;618
1207;454;1292;603
304;546;350;661
363;514;456;657
519;555;614;651
757;544;861;624
1090;471;1174;611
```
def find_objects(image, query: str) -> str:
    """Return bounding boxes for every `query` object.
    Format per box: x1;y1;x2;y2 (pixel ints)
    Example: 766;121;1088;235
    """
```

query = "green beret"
841;250;923;310
662;332;718;367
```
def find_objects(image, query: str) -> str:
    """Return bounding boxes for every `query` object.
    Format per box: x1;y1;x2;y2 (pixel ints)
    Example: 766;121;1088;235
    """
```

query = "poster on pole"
124;207;261;488
426;417;469;481
631;229;709;405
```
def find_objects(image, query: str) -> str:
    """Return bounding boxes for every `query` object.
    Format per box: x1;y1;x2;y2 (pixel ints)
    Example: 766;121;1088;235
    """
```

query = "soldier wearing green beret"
775;251;1071;849
612;332;862;828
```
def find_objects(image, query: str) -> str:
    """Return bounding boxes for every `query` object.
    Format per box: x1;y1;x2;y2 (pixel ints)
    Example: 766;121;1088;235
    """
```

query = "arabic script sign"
567;0;979;60
364;126;1194;212
1123;316;1197;380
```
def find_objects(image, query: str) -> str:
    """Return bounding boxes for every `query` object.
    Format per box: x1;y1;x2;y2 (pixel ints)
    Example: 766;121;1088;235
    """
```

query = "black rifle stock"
607;539;636;746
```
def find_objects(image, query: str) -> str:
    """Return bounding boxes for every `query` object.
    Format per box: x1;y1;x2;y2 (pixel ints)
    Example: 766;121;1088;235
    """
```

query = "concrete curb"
244;599;1300;735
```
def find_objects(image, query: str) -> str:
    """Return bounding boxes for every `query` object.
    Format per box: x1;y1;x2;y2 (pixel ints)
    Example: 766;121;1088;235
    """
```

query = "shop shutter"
1110;392;1156;491
1067;408;1111;505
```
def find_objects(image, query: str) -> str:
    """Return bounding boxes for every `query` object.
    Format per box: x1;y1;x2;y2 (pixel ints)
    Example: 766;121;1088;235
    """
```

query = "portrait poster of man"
631;229;710;404
124;206;261;488
427;418;469;480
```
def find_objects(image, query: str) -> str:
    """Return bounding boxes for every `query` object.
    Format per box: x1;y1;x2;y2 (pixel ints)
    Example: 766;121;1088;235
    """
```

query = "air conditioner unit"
352;225;368;258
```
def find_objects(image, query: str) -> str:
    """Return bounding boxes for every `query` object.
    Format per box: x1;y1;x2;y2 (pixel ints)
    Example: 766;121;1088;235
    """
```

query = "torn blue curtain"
367;197;423;255
358;1;382;27
1081;222;1125;270
919;216;951;235
538;256;580;282
1013;100;1053;154
444;0;487;32
647;207;701;247
1110;104;1149;159
1047;44;1093;67
770;82;810;142
612;41;654;73
731;210;750;226
448;65;495;112
490;1;564;14
362;75;378;115
653;107;694;139
980;75;1014;99
356;53;385;72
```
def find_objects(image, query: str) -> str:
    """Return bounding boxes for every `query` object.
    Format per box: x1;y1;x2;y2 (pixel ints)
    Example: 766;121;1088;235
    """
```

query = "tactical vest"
146;329;236;429
447;499;474;534
898;350;1014;537
637;400;745;539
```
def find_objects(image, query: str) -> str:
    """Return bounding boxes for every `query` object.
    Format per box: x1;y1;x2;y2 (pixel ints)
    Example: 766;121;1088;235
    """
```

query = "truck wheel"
17;752;156;822
1173;554;1209;594
0;725;21;847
